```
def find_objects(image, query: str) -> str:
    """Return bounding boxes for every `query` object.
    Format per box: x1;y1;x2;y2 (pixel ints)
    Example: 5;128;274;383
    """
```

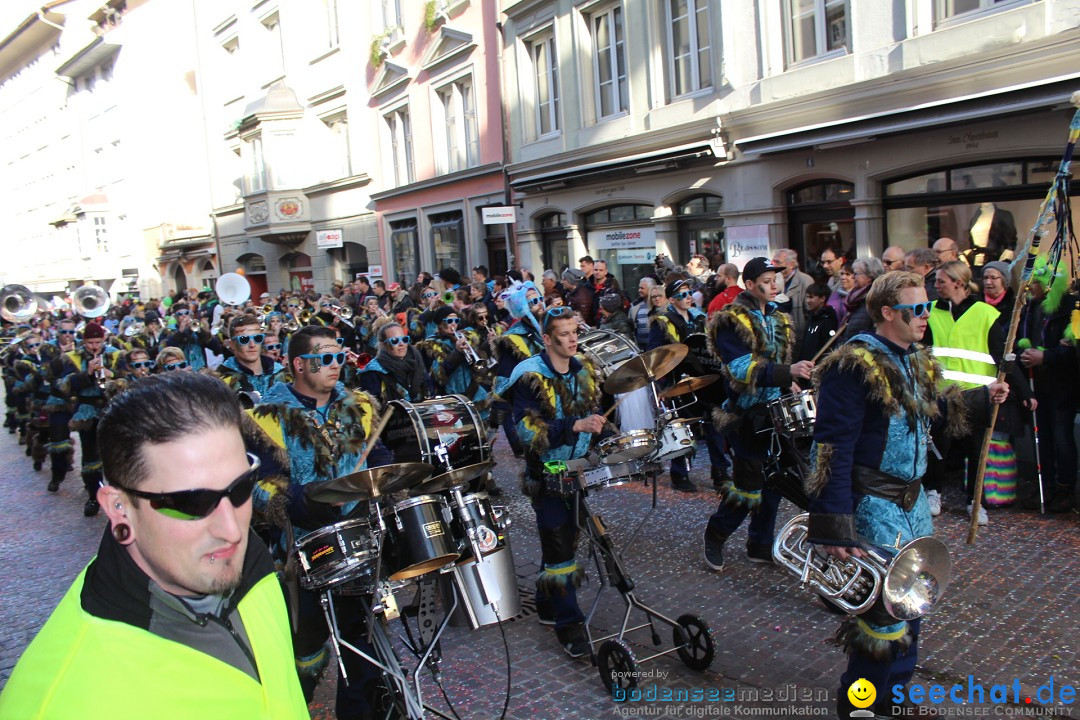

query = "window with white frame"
786;0;847;65
323;112;351;179
529;32;559;137
381;0;402;30
94;216;108;253
666;0;712;98
261;12;285;81
248;135;267;193
436;78;479;174
590;4;627;118
323;0;340;49
383;106;414;187
934;0;1019;22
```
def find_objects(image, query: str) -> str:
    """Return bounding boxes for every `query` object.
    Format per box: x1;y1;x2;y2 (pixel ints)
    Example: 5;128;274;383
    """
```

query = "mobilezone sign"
588;227;657;250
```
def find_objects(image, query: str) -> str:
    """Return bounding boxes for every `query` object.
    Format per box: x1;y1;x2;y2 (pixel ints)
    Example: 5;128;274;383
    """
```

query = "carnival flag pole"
968;92;1080;544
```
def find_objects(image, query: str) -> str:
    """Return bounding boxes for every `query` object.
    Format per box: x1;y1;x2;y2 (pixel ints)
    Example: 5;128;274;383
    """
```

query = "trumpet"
442;290;457;304
261;303;275;314
123;321;145;337
771;513;952;620
282;317;300;334
326;303;354;327
298;310;312;324
455;331;496;369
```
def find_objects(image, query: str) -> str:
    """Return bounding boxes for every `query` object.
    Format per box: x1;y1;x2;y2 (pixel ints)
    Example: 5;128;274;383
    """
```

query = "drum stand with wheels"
573;490;716;693
318;500;460;720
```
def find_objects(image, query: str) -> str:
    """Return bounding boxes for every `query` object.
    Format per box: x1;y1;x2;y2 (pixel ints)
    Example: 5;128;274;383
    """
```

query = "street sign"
481;206;515;224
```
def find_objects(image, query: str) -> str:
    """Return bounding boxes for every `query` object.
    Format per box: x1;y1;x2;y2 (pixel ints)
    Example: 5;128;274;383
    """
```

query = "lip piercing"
210;554;216;564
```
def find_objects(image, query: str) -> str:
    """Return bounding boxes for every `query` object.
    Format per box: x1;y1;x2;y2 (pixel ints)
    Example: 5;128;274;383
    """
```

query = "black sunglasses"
264;343;282;351
109;454;261;520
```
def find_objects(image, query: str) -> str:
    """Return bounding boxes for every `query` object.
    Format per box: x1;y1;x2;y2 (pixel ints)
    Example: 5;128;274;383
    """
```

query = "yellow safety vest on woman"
927;300;1000;389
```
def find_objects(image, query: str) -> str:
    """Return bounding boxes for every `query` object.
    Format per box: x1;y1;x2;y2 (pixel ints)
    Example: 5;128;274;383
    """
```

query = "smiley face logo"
847;678;876;709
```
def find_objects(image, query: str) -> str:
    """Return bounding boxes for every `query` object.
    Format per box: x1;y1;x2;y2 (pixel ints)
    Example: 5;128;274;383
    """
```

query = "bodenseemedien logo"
847;678;877;718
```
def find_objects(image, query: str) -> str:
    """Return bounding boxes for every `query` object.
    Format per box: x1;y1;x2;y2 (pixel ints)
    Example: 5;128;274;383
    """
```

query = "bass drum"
383;394;490;471
577;329;639;379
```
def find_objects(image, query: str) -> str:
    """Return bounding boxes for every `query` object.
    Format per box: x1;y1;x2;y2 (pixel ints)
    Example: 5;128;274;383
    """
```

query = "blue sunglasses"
386;336;411;346
890;302;933;318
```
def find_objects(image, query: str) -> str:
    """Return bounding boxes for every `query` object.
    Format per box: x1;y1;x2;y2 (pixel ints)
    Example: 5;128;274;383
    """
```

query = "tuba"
771;513;951;620
1;284;39;323
72;285;111;319
215;272;251;307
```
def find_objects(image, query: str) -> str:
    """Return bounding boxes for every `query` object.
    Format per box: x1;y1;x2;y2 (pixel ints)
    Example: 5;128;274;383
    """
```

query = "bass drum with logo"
383;394;490;472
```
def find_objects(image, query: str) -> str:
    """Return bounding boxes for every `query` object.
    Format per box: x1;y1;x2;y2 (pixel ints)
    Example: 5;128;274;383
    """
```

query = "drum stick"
603;393;630;420
351;405;394;473
810;321;848;364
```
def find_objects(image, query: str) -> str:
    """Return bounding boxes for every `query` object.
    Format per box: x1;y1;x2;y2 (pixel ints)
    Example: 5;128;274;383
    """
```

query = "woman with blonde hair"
923;260;1033;524
155;346;192;372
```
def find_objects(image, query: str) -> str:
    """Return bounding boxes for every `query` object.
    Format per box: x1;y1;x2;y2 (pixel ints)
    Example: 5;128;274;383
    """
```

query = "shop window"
430;212;465;276
390;219;419;286
676;194;724;265
787;180;855;266
538;212;569;274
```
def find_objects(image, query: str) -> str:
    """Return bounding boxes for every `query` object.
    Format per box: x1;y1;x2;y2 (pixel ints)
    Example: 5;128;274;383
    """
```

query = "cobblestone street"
2;426;1078;719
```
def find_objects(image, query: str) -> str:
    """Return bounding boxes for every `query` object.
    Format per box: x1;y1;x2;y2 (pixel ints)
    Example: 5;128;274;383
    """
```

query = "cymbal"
410;461;495;496
659;374;720;399
603;343;689;394
305;462;435;502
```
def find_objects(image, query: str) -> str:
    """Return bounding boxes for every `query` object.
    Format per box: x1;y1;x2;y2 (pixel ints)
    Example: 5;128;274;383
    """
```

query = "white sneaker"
967;503;988;526
926;489;942;517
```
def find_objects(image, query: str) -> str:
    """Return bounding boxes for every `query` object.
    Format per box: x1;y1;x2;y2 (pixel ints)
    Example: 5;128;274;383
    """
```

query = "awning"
510;140;721;191
55;36;120;78
734;72;1080;156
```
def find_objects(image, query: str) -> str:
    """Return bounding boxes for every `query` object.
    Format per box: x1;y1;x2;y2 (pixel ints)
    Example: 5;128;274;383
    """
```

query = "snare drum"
384;395;490;471
293;518;380;592
382;495;460;581
598;428;656;465
767;390;817;438
582;460;647;490
652;419;697;462
448;491;505;564
577;329;639;379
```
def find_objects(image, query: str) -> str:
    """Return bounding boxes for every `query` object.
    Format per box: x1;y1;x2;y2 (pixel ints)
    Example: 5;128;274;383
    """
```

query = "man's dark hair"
374;280;386;291
287;325;339;367
356;275;370;286
579;255;594;265
472;265;489;279
98;373;241;492
806;282;832;300
229;314;261;338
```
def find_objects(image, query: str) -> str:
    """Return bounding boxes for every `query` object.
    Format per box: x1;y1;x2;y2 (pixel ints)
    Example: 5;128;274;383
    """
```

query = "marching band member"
242;325;390;717
417;305;491;409
165;302;214;372
216;315;286;401
122;348;155;381
0;373;309;718
703;258;813;570
263;334;284;364
358;321;431;404
807;271;1008;718
129;310;166;359
50;322;121;516
42;318;78;491
648;277;729;493
503;306;603;659
11;331;59;471
491;283;547;458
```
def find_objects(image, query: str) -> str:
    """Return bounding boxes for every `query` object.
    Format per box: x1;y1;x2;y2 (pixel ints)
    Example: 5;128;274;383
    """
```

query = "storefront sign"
725;225;771;272
616;249;655;263
367;264;383;279
481;206;516;224
316;228;343;249
588;227;656;250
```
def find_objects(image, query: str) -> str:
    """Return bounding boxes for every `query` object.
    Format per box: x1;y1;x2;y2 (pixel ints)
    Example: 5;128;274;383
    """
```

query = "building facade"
369;0;512;286
193;0;380;299
500;0;1080;287
0;0;216;301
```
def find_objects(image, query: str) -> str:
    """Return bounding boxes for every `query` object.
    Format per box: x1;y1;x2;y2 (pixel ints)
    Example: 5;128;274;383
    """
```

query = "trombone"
326;303;354;328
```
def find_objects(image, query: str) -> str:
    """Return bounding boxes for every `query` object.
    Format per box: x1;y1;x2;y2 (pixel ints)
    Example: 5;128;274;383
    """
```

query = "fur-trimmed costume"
217;355;286;399
706;292;795;516
49;347;121;500
503;351;600;632
417;332;491;415
241;381;388;714
807;331;992;716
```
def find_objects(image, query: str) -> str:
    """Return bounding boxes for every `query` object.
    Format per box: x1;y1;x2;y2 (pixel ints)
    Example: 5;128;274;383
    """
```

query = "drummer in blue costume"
703;258;813;569
807;271;1008;718
241;325;392;718
501;305;603;660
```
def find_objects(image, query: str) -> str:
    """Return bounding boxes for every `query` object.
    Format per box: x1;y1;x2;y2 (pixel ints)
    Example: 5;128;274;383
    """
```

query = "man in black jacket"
798;283;839;363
